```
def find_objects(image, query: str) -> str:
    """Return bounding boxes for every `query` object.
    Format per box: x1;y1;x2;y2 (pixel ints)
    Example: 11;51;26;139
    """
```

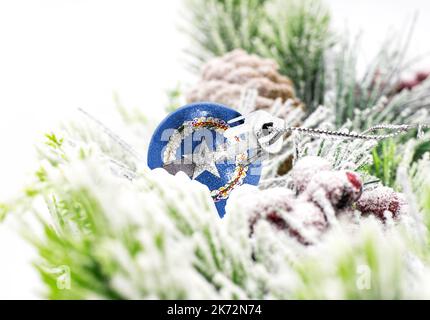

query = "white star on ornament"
184;137;221;179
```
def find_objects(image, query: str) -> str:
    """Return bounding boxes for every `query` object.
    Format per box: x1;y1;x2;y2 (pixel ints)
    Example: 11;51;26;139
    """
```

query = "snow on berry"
302;170;363;211
356;186;406;221
245;187;328;245
291;156;332;192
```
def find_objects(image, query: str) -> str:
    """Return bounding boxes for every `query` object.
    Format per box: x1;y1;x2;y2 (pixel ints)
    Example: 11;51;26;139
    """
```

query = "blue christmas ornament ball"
147;102;261;217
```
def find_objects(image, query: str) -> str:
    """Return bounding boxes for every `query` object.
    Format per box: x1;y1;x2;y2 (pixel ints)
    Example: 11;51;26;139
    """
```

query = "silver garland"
266;123;429;141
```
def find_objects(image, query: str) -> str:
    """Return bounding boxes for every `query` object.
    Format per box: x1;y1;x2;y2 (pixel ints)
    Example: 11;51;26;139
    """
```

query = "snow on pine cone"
246;187;328;245
302;170;363;211
187;49;299;112
356;186;406;221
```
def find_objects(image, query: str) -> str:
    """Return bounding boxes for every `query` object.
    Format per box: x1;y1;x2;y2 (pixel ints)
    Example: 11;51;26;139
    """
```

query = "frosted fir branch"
227;182;430;299
26;149;289;299
396;165;427;245
293;127;378;170
184;0;332;111
35;107;159;183
400;140;430;245
6;109;430;299
28;157;225;299
183;0;270;71
260;103;380;182
325;18;423;129
373;80;430;126
291;219;430;299
256;0;332;112
61;122;138;171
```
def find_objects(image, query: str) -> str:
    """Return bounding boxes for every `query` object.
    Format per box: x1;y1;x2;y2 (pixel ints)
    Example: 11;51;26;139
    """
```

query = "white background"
0;0;429;299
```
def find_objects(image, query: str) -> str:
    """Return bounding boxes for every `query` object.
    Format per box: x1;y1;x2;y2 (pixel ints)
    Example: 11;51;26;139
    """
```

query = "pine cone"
187;49;299;111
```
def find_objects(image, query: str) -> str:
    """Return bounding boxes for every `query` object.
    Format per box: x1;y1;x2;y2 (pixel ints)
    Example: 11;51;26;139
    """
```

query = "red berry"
396;71;430;92
303;170;363;210
346;171;362;190
356;186;405;221
247;188;327;245
415;71;430;82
